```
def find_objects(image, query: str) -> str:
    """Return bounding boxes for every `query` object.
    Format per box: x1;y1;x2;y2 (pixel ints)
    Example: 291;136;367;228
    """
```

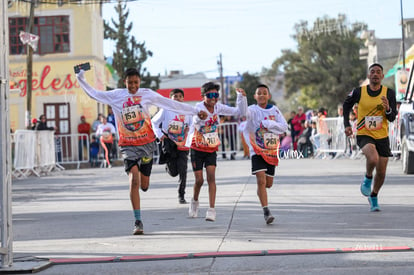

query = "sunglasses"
205;92;219;99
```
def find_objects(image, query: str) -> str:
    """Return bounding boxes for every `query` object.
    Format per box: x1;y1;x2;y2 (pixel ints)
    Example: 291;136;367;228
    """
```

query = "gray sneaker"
188;198;199;218
133;220;144;235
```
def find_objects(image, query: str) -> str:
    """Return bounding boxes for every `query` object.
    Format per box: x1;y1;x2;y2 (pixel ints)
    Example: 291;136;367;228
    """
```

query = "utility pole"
217;53;225;104
400;0;405;72
26;0;36;129
1;0;13;267
400;0;406;70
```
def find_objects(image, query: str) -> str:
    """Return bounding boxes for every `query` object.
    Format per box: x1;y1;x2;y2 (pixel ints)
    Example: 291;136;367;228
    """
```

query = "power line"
10;0;140;5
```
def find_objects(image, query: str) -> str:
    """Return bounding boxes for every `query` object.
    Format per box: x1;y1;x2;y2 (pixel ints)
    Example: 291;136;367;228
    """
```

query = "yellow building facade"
8;1;113;134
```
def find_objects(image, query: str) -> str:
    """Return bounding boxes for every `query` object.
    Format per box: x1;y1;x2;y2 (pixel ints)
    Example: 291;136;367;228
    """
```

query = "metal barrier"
217;122;241;159
313;117;401;159
56;134;90;169
12;130;38;178
12;130;63;179
313;117;347;158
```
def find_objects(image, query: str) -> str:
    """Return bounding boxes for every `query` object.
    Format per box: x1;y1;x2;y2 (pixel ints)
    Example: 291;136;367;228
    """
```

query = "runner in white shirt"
187;81;247;222
152;89;193;204
239;84;288;224
76;68;207;235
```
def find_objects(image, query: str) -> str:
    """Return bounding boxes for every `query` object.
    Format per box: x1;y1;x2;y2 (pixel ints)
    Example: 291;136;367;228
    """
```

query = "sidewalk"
3;157;414;274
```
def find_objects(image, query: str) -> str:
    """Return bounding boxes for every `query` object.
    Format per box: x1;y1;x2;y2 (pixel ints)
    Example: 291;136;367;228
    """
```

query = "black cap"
369;63;383;71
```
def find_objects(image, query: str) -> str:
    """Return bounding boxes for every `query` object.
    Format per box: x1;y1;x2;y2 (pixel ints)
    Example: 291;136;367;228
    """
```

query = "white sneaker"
188;198;199;218
205;208;216;222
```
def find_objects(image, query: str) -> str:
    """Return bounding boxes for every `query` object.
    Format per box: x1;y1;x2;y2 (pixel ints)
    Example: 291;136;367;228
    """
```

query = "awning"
385;54;414;78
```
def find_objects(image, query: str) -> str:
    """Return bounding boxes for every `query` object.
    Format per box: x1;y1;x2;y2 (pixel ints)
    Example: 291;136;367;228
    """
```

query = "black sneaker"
133;220;144;235
179;197;187;204
264;214;275;224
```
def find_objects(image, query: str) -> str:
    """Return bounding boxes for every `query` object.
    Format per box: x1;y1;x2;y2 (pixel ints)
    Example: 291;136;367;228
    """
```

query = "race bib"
168;120;184;135
263;133;279;150
122;105;144;125
203;132;220;147
365;116;383;131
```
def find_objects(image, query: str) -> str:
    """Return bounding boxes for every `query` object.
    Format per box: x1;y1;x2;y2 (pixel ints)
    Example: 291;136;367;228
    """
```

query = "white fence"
12;130;63;178
313;117;401;158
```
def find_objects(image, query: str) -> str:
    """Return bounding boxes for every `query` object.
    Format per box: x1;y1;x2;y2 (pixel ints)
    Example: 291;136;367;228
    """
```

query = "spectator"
107;106;118;160
287;111;296;147
291;107;306;150
107;106;116;128
89;135;100;167
92;113;103;132
297;120;313;157
78;115;91;161
310;120;319;150
316;108;328;158
31;118;38;130
96;116;116;168
279;131;292;156
35;114;57;131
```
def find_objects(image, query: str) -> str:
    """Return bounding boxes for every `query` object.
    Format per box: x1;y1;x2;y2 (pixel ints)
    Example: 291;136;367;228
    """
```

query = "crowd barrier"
12;130;63;178
56;134;90;169
313;117;401;159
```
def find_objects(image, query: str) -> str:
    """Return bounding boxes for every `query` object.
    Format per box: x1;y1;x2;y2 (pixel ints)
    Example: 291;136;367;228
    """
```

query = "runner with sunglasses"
187;82;247;222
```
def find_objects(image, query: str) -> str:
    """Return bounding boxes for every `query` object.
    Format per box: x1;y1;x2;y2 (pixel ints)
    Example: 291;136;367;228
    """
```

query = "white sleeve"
149;91;198;115
236;92;248;118
151;109;165;139
261;108;288;134
76;70;114;105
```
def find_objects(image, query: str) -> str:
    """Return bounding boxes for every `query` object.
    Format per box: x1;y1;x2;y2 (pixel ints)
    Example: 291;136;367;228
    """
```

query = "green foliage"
239;72;261;105
266;14;367;115
104;1;160;90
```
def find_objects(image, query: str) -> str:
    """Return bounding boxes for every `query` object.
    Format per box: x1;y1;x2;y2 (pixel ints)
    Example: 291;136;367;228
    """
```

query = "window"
9;15;70;55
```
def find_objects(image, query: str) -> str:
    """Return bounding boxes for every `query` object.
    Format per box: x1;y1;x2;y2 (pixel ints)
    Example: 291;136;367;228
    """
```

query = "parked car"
398;62;414;174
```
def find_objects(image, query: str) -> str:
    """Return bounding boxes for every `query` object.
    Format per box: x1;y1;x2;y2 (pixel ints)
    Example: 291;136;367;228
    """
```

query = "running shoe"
179;196;187;204
263;207;275;224
368;196;380;212
133;220;144;235
360;176;372;197
188;198;199;218
205;208;216;222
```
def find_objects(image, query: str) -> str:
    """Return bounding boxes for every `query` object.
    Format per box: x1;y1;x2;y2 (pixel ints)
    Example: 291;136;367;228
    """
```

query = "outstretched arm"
76;70;113;105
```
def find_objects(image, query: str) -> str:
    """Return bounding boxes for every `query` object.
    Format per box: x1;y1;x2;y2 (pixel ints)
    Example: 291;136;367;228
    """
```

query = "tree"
104;0;159;89
265;14;367;115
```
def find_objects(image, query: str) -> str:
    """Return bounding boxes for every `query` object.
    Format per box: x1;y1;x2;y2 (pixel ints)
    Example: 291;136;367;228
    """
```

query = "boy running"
76;68;206;235
239;84;288;224
152;89;192;204
187;82;247;222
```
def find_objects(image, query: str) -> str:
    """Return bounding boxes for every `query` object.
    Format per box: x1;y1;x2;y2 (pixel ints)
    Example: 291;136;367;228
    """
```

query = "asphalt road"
2;156;414;274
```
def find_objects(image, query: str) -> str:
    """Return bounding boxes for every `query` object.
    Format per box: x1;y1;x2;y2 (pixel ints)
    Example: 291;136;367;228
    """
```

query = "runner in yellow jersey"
343;63;397;211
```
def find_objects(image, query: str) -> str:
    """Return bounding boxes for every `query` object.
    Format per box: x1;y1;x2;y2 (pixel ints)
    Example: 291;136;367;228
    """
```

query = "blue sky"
103;0;414;78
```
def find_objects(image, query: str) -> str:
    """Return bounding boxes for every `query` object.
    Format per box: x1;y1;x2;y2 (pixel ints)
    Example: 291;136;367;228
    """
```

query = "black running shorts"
251;154;275;177
190;149;217;171
356;135;392;157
